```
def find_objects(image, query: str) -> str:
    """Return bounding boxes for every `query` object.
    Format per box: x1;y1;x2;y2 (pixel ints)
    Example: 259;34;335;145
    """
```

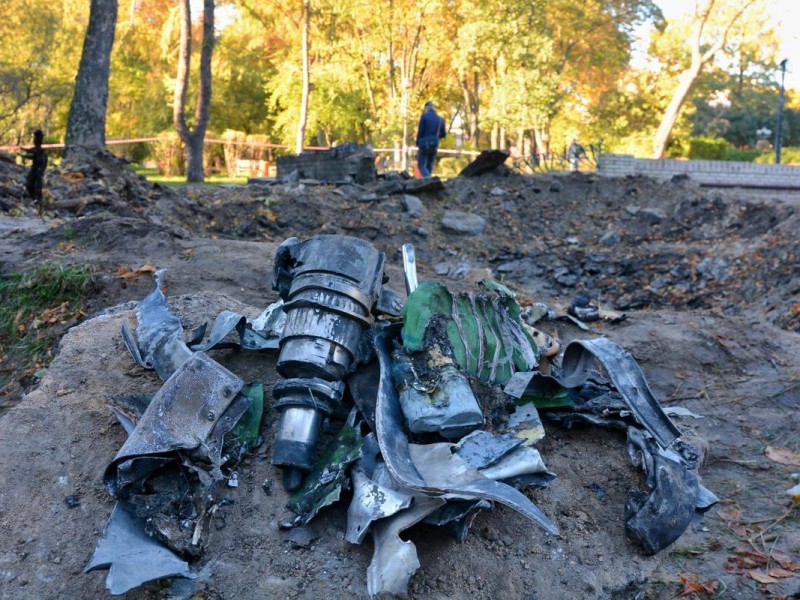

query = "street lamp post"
775;59;788;165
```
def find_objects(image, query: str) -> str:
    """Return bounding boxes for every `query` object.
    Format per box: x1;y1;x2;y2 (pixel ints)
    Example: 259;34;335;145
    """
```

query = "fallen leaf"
114;265;133;279
37;302;69;324
765;445;800;466
771;551;800;571
114;264;157;279
749;570;778;584
678;575;719;596
134;264;157;274
768;568;795;578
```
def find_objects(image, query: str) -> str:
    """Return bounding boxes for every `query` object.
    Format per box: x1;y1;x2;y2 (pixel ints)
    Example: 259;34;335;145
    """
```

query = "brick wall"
276;143;376;184
597;153;800;189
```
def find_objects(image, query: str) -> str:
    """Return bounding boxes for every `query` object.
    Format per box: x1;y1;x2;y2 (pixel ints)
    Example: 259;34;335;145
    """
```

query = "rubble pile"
5;148;797;332
85;233;716;597
1;147;206;231
174;171;800;333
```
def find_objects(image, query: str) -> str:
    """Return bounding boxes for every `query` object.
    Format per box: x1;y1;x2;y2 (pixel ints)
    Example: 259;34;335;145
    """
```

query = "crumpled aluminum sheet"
345;466;413;544
121;269;193;380
85;503;194;595
104;351;245;497
188;301;285;352
476;444;549;481
373;322;558;536
109;270;248;497
505;337;684;455
624;427;718;555
366;493;446;596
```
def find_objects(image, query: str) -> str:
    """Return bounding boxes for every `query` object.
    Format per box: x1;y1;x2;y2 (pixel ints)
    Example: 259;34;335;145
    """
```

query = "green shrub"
435;154;473;178
723;148;761;162
687;137;728;160
117;141;152;164
204;130;226;174
152;132;185;176
220;129;247;177
754;147;800;165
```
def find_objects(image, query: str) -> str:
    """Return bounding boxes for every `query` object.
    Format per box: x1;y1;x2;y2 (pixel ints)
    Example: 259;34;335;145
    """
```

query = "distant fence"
598;153;800;190
0;137;481;177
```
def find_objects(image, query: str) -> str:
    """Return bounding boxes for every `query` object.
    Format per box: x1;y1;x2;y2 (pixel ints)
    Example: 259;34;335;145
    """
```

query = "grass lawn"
132;166;248;186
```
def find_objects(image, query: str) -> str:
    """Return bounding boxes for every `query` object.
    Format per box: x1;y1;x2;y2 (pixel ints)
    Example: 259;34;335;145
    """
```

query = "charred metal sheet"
624;427;718;555
366;494;447;596
374;322;557;536
423;499;492;541
375;287;404;317
189;301;285;352
345;466;413;544
345;360;380;431
458;149;510;177
506;337;684;454
85;502;194;595
120;322;148;370
374;322;433;490
125;269;193;380
104;352;245;497
407;443;558;535
559;338;681;451
454;430;524;470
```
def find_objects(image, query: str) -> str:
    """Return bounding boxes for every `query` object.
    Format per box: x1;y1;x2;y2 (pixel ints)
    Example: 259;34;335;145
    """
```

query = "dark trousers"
417;147;437;177
26;169;44;201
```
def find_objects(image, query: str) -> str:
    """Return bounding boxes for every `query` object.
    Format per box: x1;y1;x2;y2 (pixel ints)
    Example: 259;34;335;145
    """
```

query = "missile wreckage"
86;233;717;596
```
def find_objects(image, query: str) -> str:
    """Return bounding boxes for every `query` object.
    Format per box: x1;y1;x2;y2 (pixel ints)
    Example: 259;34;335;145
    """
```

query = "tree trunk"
296;0;310;155
533;126;550;161
64;0;118;153
173;0;214;183
472;71;480;147
651;67;701;158
651;0;757;158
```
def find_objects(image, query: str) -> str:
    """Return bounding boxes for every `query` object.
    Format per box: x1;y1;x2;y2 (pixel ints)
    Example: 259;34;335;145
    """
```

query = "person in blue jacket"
415;101;446;177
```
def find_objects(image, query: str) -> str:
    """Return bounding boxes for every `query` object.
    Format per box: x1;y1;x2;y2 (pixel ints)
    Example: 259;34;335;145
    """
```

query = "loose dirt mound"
0;157;798;599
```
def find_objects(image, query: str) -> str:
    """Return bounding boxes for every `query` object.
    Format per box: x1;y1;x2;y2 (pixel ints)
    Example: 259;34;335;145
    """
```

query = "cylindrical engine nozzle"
272;378;344;490
270;235;386;490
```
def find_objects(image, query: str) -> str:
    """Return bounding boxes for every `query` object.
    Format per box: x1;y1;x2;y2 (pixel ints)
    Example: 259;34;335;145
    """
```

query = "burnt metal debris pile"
86;233;717;596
